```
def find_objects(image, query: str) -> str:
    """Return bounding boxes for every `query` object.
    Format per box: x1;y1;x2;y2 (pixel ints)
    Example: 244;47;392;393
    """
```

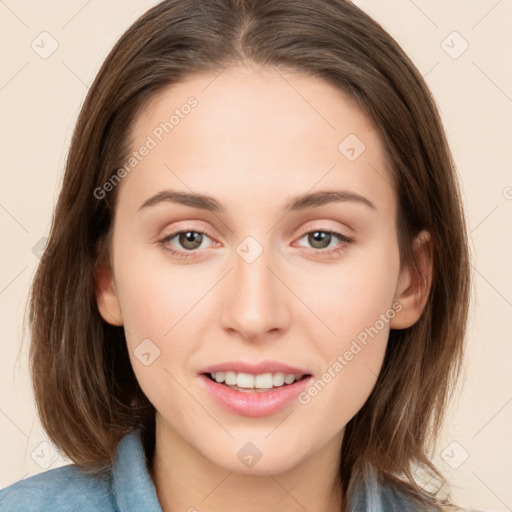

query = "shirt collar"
112;429;163;511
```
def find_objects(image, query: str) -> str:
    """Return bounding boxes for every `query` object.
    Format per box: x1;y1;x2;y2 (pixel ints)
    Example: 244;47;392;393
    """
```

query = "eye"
158;229;215;259
295;228;354;257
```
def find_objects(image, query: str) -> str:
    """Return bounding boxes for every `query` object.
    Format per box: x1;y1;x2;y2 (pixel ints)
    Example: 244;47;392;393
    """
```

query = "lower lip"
199;374;313;417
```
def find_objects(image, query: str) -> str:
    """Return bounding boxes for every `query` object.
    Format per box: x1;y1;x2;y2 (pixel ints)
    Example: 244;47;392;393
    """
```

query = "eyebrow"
137;188;376;213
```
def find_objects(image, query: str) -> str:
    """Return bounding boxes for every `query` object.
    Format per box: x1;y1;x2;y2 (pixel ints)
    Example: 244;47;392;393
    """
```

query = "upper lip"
199;360;312;376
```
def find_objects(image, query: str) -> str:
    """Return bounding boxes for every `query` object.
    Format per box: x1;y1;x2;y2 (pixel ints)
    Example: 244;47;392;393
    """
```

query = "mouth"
199;371;314;417
202;371;312;393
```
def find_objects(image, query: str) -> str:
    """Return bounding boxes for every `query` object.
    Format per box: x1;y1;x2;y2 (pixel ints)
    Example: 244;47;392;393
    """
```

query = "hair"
26;0;470;510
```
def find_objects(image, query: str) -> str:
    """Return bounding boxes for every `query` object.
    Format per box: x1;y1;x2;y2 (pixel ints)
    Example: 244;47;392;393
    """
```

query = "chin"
203;439;309;476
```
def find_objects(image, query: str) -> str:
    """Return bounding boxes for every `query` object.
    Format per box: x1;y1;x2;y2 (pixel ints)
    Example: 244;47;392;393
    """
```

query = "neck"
149;414;345;512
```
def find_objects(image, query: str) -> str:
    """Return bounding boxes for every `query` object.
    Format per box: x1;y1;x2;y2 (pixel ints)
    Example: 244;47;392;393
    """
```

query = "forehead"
119;63;395;217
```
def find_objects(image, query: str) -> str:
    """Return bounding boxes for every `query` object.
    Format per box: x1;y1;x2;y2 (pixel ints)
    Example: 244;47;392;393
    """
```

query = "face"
96;63;425;475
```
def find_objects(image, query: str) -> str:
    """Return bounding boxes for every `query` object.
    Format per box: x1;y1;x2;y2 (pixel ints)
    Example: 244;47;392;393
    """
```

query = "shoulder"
0;463;116;512
380;484;480;512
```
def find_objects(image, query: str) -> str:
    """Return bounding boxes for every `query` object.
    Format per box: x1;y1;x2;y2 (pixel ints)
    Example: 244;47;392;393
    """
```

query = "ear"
390;229;433;329
94;261;124;326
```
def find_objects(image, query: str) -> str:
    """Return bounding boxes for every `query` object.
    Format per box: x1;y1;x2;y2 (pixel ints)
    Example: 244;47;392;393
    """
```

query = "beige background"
1;0;511;510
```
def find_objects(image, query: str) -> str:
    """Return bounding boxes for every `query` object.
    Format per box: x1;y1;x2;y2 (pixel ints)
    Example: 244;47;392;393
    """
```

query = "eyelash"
158;227;354;260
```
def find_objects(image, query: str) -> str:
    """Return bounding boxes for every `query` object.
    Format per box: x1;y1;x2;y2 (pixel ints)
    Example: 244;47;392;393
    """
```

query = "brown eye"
177;231;203;250
295;228;354;258
307;231;333;249
159;229;214;257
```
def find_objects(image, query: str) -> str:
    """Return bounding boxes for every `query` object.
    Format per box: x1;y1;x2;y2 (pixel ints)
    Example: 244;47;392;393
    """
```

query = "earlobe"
94;262;124;326
390;230;433;329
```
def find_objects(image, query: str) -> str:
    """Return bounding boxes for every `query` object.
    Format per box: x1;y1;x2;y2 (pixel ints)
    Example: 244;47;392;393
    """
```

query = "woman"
0;0;471;510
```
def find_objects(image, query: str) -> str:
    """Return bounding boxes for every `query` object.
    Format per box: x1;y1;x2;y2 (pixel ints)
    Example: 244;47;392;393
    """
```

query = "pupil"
181;231;202;250
309;231;330;249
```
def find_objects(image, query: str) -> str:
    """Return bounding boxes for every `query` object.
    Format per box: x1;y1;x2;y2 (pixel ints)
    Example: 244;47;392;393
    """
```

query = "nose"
218;240;291;343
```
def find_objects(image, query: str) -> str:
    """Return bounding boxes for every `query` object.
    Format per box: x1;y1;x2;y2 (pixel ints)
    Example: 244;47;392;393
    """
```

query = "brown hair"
26;0;470;508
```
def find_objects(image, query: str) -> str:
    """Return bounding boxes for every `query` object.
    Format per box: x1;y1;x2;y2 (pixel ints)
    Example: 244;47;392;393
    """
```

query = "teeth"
284;374;296;385
210;371;304;389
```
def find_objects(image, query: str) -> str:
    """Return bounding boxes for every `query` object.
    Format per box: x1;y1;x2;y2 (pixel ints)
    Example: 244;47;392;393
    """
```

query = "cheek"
113;238;199;337
118;266;199;423
297;291;393;442
294;241;400;423
111;242;202;398
296;239;401;343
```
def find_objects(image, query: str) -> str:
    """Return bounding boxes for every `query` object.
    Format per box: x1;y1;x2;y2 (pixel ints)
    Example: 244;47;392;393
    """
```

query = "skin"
95;63;432;512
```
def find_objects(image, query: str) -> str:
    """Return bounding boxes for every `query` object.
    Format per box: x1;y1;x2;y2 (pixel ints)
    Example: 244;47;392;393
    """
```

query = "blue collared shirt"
0;429;163;511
